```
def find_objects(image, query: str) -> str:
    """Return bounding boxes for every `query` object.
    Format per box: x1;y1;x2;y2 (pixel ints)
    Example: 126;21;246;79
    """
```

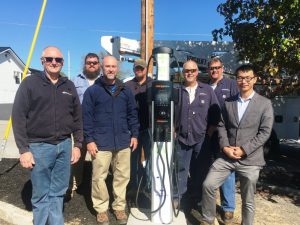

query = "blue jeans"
220;172;236;211
129;129;151;191
30;138;72;225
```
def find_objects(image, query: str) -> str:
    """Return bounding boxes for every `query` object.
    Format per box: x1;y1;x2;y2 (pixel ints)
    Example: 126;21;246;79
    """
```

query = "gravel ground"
0;145;299;225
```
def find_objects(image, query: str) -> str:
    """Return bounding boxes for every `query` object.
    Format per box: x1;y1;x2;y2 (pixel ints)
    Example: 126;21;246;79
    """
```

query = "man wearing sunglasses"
66;53;101;200
12;46;83;225
173;60;220;209
208;58;239;224
201;64;274;225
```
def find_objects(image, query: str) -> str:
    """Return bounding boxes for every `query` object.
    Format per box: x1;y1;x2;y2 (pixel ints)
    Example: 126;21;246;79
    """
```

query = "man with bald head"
12;46;83;225
174;60;220;208
83;55;139;225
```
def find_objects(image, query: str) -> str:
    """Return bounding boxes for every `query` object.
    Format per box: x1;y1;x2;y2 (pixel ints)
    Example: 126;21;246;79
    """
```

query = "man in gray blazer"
200;64;274;225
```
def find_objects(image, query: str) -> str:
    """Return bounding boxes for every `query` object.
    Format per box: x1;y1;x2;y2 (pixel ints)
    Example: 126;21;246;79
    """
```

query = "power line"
0;21;212;37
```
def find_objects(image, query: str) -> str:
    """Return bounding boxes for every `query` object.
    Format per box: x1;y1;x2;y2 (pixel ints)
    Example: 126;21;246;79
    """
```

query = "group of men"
12;46;274;225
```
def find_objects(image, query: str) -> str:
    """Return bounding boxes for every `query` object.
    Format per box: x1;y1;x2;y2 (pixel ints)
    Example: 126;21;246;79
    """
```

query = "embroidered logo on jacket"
62;91;72;96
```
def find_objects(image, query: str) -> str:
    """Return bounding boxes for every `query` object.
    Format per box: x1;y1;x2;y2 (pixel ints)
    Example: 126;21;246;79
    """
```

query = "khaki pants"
92;148;131;213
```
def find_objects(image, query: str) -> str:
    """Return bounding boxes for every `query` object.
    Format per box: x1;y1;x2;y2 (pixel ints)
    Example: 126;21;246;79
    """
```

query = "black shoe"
127;188;137;198
64;189;73;202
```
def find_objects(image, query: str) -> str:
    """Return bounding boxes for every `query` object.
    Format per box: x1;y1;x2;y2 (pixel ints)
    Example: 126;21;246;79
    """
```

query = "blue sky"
0;0;228;78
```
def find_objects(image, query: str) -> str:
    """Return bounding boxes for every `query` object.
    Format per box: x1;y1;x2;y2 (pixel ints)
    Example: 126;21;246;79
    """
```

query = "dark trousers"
174;137;209;199
188;136;212;201
129;129;152;191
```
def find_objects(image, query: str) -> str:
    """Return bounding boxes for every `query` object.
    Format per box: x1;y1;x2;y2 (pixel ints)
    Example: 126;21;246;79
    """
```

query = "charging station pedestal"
151;80;173;224
127;47;187;225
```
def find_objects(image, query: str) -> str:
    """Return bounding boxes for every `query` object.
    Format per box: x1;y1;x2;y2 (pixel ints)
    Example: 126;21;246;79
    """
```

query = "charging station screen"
152;81;172;142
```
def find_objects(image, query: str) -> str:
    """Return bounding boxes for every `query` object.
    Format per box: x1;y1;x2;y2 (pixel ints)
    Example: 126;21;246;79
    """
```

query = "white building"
0;47;32;120
272;96;300;140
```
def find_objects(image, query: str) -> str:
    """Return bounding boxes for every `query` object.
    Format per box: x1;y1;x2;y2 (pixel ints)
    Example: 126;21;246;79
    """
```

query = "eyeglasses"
43;57;64;63
86;61;99;66
183;68;197;73
209;66;222;70
236;76;256;82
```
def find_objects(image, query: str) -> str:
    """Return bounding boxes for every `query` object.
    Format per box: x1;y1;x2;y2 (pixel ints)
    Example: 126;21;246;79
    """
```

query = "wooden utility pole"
141;0;154;76
140;0;154;163
141;0;146;60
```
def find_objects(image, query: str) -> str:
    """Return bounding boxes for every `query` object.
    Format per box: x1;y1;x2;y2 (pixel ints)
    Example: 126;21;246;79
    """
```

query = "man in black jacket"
125;58;152;197
83;55;139;225
12;46;83;225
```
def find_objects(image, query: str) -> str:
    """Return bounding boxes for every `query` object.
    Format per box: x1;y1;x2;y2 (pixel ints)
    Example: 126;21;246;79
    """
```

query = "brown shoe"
114;210;128;225
223;211;234;224
96;211;109;225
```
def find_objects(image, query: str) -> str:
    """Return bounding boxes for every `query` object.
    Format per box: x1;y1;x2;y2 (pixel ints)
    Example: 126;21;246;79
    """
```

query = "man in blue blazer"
201;64;274;225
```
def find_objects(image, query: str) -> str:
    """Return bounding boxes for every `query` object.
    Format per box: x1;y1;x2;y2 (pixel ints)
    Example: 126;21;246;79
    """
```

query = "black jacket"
12;72;83;154
125;77;152;130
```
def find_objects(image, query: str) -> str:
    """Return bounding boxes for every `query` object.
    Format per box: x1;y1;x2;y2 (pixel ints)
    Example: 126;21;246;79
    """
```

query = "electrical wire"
169;54;183;217
0;161;20;176
0;21;212;37
129;141;167;220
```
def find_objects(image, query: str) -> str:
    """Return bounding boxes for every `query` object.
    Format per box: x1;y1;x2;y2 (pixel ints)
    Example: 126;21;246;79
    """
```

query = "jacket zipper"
112;94;117;151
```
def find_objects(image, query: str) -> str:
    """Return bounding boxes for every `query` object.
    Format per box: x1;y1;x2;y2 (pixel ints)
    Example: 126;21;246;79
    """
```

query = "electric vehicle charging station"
151;47;174;224
127;47;186;225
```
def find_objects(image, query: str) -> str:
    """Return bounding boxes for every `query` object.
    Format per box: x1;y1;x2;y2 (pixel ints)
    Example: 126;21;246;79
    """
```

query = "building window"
14;71;22;84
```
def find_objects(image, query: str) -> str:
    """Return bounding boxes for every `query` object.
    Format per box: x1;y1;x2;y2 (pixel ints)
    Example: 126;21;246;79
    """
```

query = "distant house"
0;47;41;120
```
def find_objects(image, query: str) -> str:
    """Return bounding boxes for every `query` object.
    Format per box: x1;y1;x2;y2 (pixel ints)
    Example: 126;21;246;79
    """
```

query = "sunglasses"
183;68;197;73
43;57;64;63
86;61;99;66
209;66;222;70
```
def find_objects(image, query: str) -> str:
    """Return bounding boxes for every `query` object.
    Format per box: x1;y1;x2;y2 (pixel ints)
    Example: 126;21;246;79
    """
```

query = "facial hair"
83;67;100;79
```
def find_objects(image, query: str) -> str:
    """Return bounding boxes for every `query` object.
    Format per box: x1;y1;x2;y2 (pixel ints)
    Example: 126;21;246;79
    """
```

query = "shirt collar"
238;91;255;102
184;82;198;91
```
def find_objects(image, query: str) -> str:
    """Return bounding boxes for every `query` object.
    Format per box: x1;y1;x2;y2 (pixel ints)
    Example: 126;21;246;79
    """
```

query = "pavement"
0;120;20;159
0;120;32;225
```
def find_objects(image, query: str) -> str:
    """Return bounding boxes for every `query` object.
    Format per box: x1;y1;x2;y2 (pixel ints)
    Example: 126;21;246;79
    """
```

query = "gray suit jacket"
218;92;274;166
